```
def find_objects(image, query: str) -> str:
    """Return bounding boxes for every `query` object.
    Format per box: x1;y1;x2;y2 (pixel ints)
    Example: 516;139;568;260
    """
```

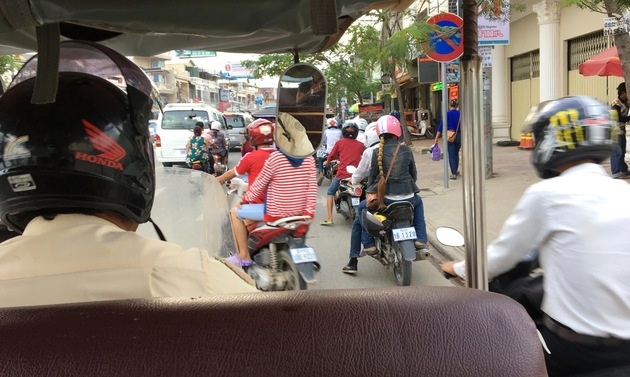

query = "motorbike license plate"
351;197;360;206
290;247;318;264
392;227;417;242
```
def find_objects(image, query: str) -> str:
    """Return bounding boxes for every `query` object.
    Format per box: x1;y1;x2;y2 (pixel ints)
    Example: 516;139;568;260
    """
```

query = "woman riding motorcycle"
362;115;428;253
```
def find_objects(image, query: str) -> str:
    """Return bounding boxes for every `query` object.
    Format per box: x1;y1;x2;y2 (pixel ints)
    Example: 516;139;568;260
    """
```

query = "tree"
241;45;380;116
0;55;21;90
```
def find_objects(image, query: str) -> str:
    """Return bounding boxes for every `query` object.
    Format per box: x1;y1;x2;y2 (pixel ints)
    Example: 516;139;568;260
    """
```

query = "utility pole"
461;0;488;291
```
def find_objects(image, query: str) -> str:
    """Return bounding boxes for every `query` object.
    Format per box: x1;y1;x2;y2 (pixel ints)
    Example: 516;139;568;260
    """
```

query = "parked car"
223;112;254;150
154;103;226;167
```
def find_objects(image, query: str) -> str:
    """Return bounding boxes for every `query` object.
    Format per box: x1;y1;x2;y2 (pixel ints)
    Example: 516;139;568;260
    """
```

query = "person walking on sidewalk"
433;99;461;180
441;96;630;377
611;82;630;179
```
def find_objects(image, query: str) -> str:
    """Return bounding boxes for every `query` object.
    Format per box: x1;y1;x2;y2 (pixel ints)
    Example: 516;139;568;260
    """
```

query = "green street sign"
175;50;217;58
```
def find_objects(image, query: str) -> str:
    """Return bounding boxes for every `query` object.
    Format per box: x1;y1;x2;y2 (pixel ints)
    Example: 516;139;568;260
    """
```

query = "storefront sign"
445;61;460;83
430;82;457;92
478;0;510;45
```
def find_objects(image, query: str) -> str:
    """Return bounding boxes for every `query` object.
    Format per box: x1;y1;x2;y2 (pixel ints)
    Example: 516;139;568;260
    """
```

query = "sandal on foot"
319;220;334;226
224;254;253;268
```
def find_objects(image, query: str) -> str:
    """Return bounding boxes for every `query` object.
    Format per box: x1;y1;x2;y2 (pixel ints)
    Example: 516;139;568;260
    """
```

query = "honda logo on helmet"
75;119;126;171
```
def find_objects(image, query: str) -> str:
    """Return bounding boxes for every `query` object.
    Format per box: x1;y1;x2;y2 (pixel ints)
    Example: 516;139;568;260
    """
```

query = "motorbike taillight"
293;223;310;238
354;187;362;196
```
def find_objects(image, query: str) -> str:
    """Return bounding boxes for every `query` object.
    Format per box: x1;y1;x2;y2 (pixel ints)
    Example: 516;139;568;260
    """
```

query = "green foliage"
561;0;630;13
0;55;20;87
241;54;294;78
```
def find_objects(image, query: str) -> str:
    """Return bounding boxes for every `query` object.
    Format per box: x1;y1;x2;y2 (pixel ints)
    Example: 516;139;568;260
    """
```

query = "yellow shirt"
0;214;257;308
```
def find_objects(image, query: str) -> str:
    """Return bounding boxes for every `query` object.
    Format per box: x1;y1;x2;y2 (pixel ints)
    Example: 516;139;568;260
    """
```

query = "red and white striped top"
243;151;317;222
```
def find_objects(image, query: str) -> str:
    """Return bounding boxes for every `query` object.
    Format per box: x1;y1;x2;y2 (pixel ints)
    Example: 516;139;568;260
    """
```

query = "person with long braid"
361;115;428;255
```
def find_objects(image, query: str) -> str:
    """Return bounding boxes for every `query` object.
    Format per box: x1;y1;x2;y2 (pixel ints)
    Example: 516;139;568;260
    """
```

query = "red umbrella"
579;46;623;77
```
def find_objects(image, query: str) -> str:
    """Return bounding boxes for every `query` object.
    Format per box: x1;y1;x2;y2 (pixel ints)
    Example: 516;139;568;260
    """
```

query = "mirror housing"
275;63;327;158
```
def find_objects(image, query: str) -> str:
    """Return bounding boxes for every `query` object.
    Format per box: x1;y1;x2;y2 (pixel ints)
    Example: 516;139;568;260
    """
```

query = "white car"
154;103;227;167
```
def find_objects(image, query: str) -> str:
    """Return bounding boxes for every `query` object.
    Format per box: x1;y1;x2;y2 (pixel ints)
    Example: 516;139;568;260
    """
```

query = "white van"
223;112;254;150
154;103;227;167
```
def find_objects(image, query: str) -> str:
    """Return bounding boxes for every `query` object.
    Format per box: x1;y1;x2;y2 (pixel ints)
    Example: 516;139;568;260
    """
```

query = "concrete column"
533;0;562;102
491;45;510;141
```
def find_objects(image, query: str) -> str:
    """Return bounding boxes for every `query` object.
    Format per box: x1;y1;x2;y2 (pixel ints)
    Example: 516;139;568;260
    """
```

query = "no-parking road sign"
423;13;464;63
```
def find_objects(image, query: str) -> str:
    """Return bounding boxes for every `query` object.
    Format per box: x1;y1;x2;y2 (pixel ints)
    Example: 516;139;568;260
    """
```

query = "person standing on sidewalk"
441;96;630;376
433;99;461;180
610;82;630;179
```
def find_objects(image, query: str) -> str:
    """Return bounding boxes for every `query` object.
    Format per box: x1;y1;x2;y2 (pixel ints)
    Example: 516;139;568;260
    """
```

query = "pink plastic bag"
431;143;441;161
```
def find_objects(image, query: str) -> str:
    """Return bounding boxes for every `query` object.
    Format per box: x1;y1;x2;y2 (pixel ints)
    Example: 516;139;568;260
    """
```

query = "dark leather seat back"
0;286;547;376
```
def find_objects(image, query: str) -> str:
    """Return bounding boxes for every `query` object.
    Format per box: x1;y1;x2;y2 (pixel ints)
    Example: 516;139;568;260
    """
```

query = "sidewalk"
408;137;542;275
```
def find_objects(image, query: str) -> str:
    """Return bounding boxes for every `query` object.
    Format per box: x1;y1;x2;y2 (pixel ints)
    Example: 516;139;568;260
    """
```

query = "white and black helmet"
524;96;614;179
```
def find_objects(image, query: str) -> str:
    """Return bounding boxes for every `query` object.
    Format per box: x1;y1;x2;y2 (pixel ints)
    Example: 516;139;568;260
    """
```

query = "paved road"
141;150;452;290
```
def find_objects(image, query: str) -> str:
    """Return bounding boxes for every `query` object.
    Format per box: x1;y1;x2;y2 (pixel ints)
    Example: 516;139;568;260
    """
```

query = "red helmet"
247;119;275;146
375;115;402;138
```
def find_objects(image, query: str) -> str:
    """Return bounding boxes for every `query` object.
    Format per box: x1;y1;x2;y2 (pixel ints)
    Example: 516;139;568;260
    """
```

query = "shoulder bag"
366;143;401;210
447;116;461;143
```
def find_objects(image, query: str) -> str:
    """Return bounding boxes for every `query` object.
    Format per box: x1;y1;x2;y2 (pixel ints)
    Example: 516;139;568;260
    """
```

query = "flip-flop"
319;220;334;226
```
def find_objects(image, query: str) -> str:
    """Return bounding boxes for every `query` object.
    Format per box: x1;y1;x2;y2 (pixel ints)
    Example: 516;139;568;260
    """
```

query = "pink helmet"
375;115;401;138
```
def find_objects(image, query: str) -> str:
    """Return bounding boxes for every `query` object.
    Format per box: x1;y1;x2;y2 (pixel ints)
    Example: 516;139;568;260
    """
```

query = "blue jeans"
359;194;428;250
610;133;628;174
327;176;341;196
349;200;369;258
448;132;461;175
317;156;326;175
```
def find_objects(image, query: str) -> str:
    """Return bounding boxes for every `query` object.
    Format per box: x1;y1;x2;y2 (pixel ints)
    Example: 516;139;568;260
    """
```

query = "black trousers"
538;326;630;376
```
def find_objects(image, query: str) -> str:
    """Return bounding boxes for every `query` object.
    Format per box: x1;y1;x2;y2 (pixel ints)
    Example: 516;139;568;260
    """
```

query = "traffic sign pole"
441;62;449;188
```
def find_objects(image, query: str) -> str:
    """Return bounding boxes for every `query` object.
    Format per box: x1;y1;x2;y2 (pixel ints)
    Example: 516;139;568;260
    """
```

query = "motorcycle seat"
381;201;414;220
267;216;312;227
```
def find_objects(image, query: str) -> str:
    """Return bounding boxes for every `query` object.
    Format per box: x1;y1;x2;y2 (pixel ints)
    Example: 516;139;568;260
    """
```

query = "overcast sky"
167;51;278;88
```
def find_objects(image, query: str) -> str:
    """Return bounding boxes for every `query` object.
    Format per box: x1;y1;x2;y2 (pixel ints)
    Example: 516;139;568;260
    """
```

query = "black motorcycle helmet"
523;95;614;179
0;41;157;232
342;122;359;139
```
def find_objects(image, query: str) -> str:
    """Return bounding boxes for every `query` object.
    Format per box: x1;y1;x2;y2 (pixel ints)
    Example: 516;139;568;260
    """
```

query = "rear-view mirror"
435;227;465;247
275;63;327;158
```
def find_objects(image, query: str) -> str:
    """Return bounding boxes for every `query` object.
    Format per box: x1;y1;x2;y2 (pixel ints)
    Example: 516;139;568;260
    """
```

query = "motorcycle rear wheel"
278;250;308;290
392;241;412;286
424;127;434;139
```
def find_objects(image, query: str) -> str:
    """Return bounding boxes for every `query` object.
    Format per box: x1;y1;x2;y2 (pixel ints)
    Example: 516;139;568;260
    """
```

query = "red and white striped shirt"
243;151;317;222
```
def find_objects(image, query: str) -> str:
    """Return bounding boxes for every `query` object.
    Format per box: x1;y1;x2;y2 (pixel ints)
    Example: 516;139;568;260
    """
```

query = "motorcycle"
226;177;320;291
407;110;434;139
436;226;544;321
334;166;365;221
213;153;227;176
319;159;338;186
361;203;430;286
